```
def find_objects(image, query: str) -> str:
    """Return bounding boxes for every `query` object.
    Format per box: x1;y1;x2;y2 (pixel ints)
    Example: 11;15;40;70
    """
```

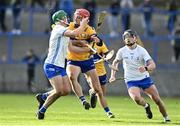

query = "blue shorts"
99;74;107;85
126;77;154;90
44;63;67;79
67;58;95;73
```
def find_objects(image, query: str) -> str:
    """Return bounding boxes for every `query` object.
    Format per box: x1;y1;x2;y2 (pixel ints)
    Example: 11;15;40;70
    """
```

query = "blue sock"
79;96;86;104
39;106;47;113
104;107;110;113
42;93;49;101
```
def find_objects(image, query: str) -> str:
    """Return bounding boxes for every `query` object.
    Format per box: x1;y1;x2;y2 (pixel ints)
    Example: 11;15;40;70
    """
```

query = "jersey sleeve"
101;42;109;54
55;26;68;37
115;48;123;61
87;26;96;36
68;22;75;30
142;48;152;62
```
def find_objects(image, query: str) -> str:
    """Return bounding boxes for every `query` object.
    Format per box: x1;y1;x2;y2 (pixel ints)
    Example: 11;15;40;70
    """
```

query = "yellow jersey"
67;22;96;61
91;42;109;76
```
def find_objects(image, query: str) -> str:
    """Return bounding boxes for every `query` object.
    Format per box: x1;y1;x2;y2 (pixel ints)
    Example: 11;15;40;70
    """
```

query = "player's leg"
89;74;107;108
128;87;153;119
175;46;180;61
144;85;170;122
37;75;64;119
66;64;90;110
86;69;115;118
36;76;71;119
36;64;61;109
27;69;32;92
36;90;53;109
36;64;70;119
85;74;97;109
101;85;106;95
99;74;107;95
61;75;71;96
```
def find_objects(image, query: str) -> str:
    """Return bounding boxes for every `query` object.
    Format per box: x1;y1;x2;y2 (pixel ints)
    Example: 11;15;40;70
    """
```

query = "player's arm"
138;48;156;73
90;34;103;46
146;59;156;71
138;59;156;73
109;48;122;82
96;42;109;63
70;39;88;47
101;42;109;57
64;17;89;37
109;59;120;83
68;41;90;53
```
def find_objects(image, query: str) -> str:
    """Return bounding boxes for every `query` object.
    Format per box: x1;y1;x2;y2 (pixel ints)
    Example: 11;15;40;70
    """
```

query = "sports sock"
144;103;149;108
164;115;170;120
104;107;110;113
79;96;86;104
42;93;49;101
39;106;47;113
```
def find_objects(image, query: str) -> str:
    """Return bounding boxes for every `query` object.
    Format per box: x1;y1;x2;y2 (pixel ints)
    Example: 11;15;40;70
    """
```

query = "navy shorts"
44;63;67;79
67;58;95;73
126;77;154;90
99;74;107;85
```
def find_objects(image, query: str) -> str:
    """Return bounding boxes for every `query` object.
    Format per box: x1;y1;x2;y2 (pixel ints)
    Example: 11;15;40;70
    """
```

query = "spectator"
120;0;134;32
45;0;59;33
11;0;23;35
83;0;97;27
108;0;120;38
22;49;40;92
171;25;180;63
0;0;7;32
41;49;51;90
166;0;178;34
1;53;7;92
141;0;154;36
59;0;74;21
31;0;45;8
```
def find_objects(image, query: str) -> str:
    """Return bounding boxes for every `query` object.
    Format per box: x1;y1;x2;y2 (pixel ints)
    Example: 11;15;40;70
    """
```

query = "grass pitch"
0;94;180;126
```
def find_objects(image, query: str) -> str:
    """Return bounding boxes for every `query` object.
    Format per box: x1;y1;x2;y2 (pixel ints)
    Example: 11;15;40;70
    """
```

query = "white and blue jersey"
45;25;69;67
115;45;154;89
44;25;69;79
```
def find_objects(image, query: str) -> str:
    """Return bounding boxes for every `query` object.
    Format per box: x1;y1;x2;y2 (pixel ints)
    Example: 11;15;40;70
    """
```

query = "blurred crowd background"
0;0;180;96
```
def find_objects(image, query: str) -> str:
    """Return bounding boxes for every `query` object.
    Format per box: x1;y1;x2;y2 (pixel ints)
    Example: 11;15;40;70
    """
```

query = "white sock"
164;115;169;120
144;103;149;108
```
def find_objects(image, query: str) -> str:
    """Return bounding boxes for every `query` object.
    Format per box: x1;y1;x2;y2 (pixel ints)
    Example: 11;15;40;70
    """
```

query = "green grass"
0;94;180;126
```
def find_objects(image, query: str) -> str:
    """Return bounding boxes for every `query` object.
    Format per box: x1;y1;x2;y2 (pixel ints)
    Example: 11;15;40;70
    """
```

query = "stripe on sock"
39;106;47;113
104;107;110;113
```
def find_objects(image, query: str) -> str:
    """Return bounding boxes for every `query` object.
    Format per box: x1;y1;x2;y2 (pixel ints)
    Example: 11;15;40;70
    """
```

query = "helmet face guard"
122;29;137;41
122;29;137;46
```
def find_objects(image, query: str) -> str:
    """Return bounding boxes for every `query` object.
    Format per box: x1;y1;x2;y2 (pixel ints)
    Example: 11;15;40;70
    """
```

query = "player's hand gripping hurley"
86;44;118;71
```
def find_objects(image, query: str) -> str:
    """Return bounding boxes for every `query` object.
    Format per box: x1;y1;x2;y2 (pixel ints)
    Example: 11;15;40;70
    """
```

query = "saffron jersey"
92;42;109;76
67;22;96;61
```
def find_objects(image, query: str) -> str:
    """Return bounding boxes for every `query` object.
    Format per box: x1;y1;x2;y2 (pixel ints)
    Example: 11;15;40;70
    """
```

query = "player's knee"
94;87;103;96
69;74;78;83
61;88;71;96
61;91;68;96
54;91;62;98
